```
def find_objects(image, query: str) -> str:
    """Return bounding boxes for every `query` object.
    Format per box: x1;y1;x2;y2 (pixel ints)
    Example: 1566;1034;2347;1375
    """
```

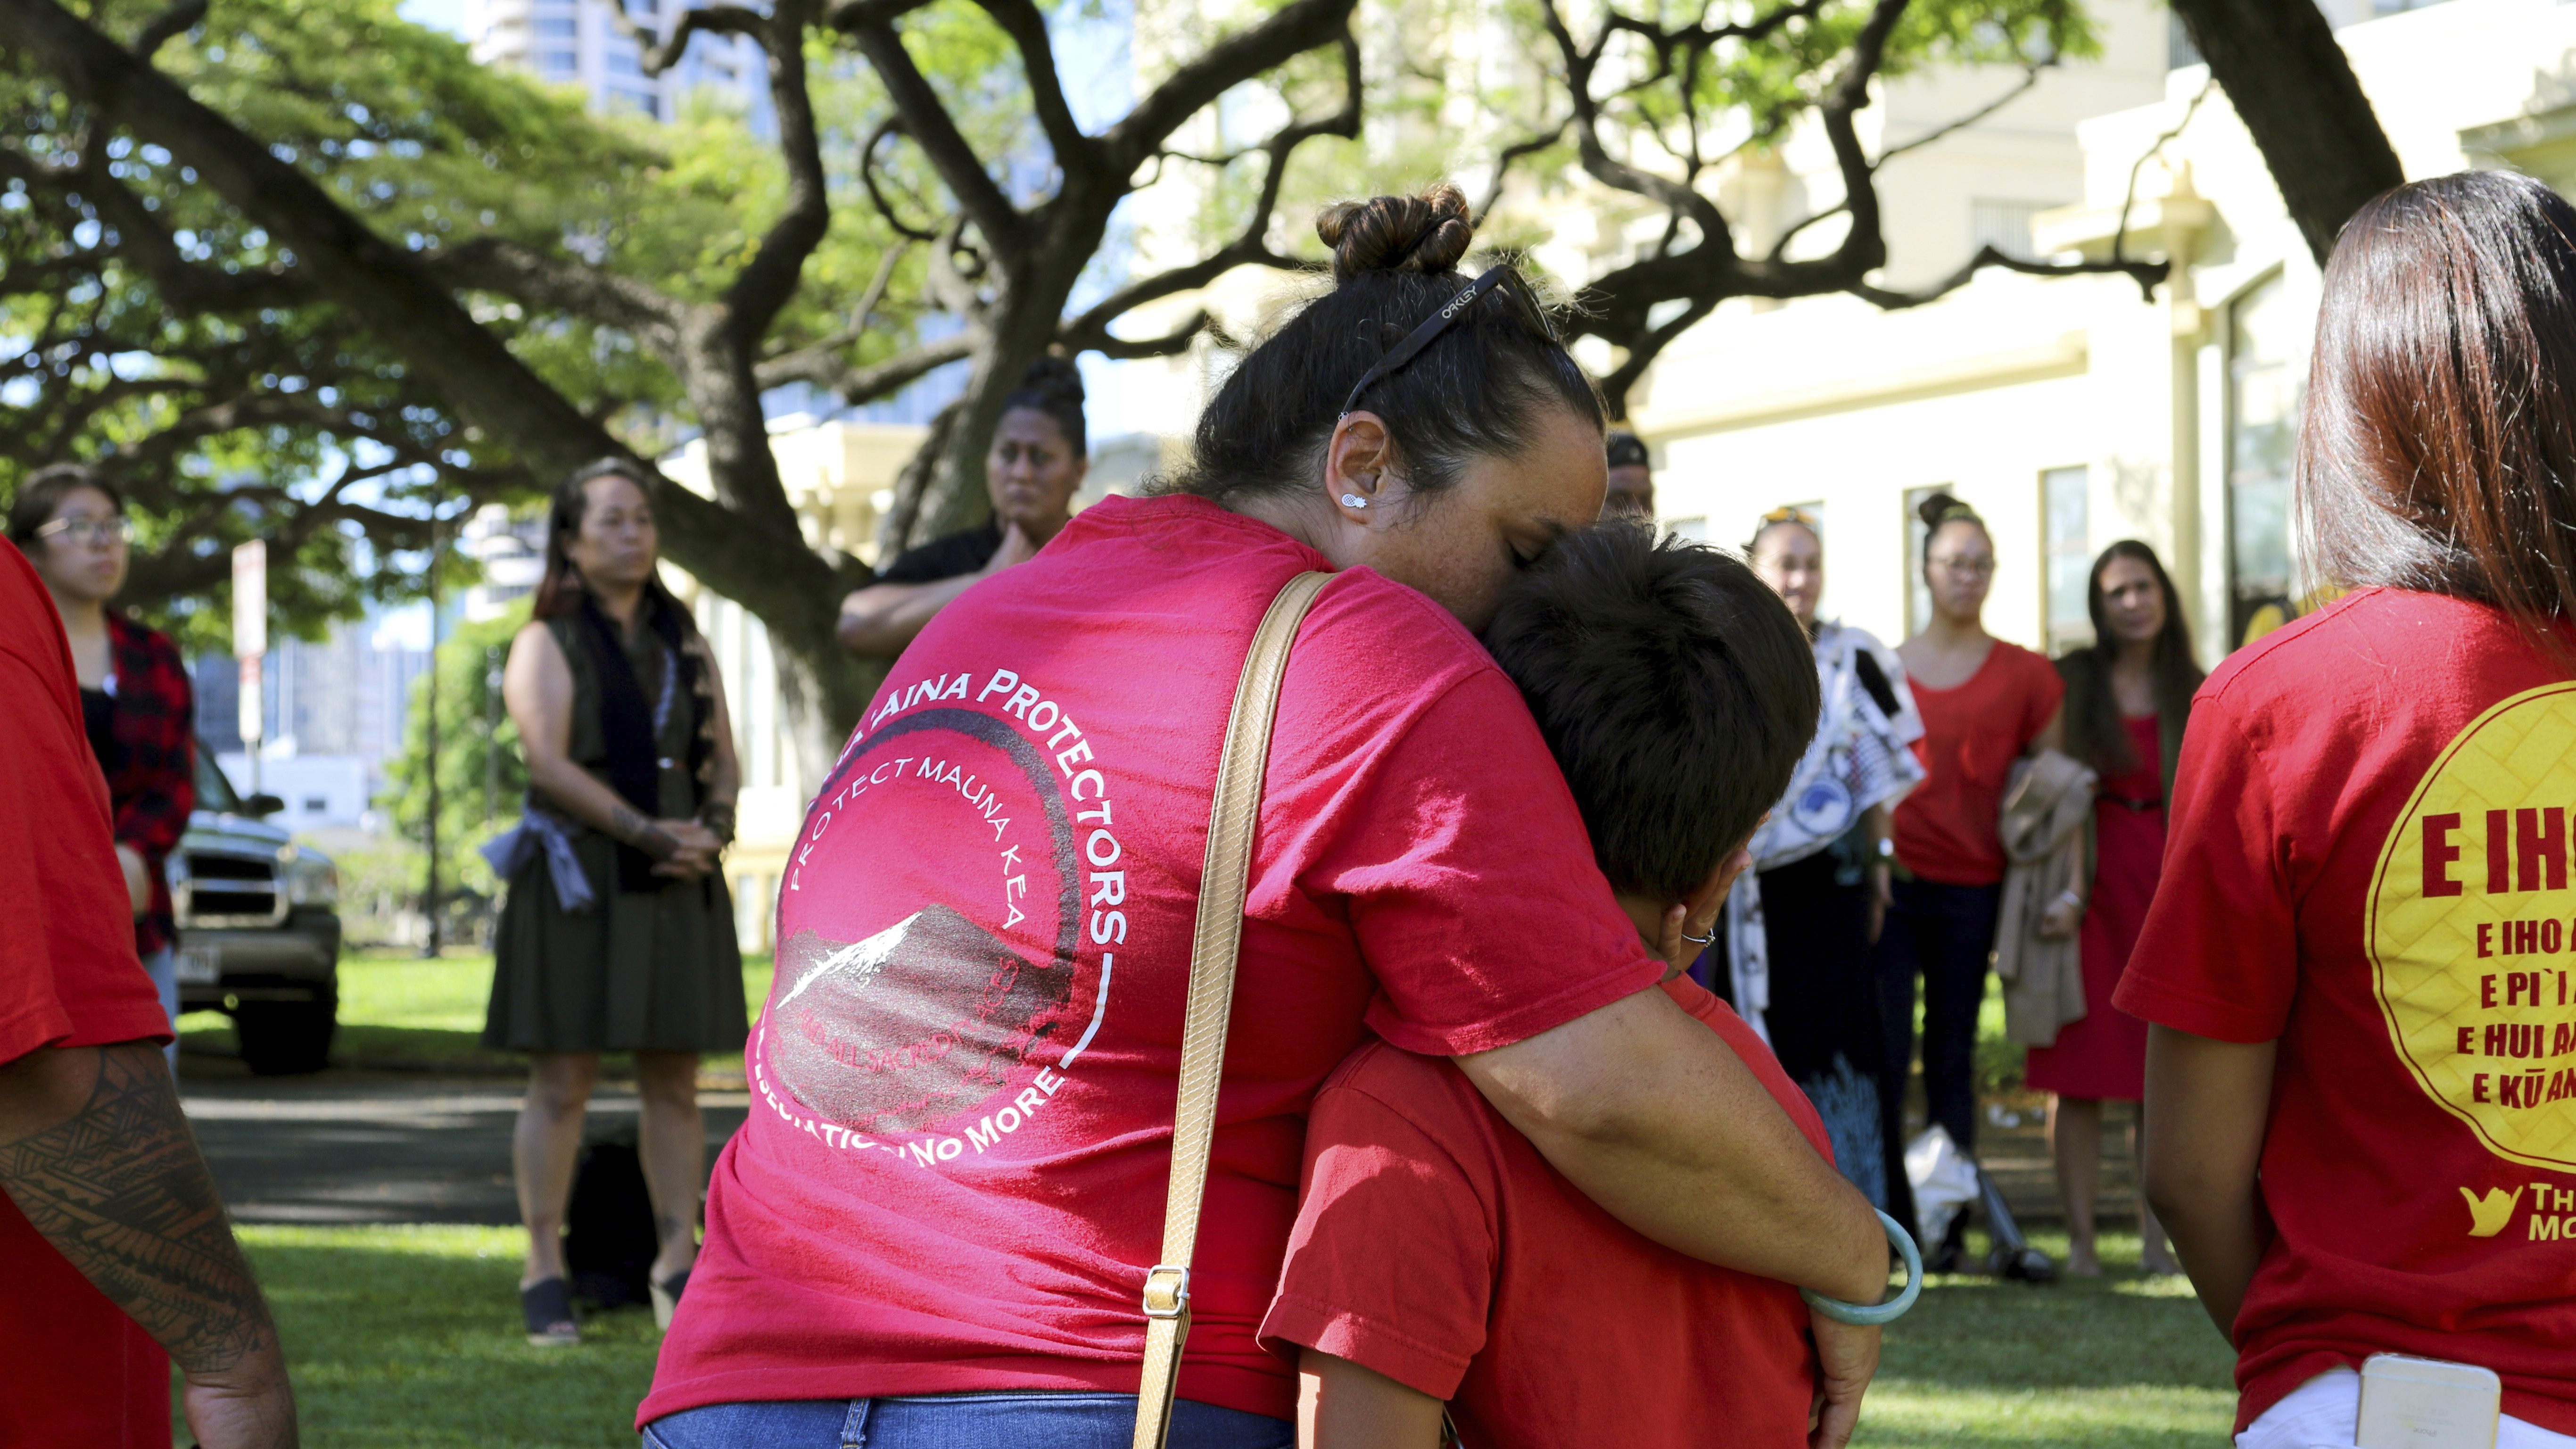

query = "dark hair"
8;462;124;545
2063;540;2202;776
1484;522;1820;901
998;355;1087;458
531;458;694;629
1605;431;1649;470
2301;171;2576;648
1168;185;1604;506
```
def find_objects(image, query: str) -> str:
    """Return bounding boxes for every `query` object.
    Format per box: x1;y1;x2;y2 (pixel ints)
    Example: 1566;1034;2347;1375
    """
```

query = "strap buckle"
1141;1264;1191;1320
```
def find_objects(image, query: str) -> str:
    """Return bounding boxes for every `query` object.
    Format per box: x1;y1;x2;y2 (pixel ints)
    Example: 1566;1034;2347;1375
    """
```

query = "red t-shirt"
1894;640;2064;886
2115;587;2576;1434
0;539;177;1449
1258;978;1826;1447
644;495;1665;1424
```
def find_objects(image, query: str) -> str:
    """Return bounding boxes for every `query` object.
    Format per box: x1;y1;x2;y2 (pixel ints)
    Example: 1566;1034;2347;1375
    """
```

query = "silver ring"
1679;927;1715;946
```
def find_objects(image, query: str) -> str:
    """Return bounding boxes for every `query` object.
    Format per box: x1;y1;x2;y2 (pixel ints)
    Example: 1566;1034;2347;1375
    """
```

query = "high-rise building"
463;0;770;129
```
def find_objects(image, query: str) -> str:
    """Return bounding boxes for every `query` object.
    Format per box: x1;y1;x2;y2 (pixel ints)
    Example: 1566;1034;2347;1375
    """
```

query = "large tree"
4;0;2223;760
2166;0;2403;260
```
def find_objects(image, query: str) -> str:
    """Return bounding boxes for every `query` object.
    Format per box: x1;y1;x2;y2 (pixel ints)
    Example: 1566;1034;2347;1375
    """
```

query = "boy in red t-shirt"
1260;524;1874;1448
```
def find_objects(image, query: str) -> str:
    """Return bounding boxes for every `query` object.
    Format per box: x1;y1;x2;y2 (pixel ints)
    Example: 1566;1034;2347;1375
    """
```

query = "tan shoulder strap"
1132;569;1332;1449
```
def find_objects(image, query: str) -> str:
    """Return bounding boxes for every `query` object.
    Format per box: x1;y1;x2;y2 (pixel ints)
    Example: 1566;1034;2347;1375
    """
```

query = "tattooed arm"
0;1040;297;1449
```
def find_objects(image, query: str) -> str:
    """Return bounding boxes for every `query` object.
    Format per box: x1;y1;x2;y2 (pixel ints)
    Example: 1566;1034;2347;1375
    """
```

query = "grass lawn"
180;952;774;1078
184;1224;2233;1448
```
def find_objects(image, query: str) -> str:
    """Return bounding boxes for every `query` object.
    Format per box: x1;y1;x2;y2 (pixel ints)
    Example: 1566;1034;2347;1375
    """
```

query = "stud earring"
1340;493;1369;509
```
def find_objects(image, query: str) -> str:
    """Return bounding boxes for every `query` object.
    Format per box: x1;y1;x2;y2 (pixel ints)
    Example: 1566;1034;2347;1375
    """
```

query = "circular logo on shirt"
2369;683;2576;1171
1788;772;1854;838
761;703;1091;1142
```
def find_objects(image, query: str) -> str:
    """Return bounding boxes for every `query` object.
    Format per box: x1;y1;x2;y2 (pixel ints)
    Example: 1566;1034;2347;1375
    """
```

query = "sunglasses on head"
1338;263;1559;418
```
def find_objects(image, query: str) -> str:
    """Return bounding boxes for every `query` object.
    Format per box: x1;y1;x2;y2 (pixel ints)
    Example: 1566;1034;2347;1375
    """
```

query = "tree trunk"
2168;0;2404;262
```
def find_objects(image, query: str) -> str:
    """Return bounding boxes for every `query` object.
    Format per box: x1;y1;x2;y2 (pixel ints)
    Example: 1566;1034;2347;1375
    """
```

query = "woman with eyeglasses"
8;464;195;1069
1732;506;1924;1235
1880;492;2063;1255
640;187;1890;1449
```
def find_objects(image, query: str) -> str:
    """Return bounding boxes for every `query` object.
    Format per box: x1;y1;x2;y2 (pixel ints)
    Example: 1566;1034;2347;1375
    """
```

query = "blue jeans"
1875;878;2003;1152
642;1393;1295;1449
141;946;178;1072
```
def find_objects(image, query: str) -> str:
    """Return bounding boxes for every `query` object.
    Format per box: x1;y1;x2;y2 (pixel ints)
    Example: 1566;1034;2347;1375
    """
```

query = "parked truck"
175;747;342;1074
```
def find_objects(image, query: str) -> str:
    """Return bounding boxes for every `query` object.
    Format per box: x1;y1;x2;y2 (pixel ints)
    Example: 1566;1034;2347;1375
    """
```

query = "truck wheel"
235;1000;337;1076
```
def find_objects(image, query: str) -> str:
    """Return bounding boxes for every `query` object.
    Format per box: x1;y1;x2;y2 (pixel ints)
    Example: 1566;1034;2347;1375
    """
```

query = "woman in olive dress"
485;459;746;1345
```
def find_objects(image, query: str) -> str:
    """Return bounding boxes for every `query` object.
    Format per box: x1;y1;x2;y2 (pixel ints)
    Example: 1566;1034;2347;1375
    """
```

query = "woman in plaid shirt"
11;464;196;1065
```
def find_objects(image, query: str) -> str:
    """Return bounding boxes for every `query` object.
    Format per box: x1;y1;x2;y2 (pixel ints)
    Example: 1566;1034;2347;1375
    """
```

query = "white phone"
2356;1353;2501;1449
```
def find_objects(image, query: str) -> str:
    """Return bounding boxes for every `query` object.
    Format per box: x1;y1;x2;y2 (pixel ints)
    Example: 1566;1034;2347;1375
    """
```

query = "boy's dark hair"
1485;522;1820;902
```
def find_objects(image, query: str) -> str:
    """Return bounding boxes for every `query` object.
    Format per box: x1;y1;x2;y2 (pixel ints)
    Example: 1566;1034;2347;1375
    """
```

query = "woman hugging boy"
1262;521;1885;1448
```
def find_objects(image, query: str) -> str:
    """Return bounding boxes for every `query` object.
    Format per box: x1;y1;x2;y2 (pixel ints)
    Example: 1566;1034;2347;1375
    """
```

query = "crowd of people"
8;168;2576;1449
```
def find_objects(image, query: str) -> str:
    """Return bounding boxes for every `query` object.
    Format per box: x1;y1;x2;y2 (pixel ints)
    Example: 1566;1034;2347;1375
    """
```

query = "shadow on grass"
1853;1232;2237;1449
192;1226;664;1449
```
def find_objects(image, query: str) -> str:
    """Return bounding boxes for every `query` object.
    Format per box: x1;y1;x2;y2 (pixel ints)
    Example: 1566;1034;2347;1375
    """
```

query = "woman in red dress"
2027;540;2198;1275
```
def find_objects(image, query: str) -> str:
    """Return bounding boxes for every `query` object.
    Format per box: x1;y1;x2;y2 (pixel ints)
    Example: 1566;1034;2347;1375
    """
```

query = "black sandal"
521;1276;579;1346
652;1268;690;1332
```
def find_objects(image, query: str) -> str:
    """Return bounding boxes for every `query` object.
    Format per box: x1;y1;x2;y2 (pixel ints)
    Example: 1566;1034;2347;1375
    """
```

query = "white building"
1626;0;2539;670
463;0;769;126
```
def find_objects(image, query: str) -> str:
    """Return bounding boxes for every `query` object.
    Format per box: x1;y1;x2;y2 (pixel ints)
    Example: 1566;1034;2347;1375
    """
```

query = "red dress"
2025;713;2160;1101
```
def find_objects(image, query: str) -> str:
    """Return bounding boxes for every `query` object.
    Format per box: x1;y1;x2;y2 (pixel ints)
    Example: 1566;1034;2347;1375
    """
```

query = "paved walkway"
181;1058;751;1225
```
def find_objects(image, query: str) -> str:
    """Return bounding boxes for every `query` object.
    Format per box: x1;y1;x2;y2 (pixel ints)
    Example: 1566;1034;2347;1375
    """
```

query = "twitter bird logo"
2461;1185;2523;1238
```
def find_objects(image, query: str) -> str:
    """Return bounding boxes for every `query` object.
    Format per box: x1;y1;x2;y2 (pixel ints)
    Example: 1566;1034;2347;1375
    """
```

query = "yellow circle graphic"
2370;682;2576;1171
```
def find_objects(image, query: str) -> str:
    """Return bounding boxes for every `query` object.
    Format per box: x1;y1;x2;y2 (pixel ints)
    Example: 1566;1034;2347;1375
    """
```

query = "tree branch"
424;236;681;340
605;2;763;74
129;0;205;60
1101;0;1361;176
973;0;1094;172
839;19;1026;251
715;0;833;345
1849;244;2167;310
754;330;972;399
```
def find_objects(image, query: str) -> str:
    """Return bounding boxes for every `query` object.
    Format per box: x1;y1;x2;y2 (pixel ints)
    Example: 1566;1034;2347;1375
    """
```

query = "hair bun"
1316;184;1476;282
1916;490;1981;530
1016;354;1085;407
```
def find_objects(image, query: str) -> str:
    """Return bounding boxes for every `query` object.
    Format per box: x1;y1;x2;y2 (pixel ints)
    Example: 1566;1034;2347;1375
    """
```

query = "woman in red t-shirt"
641;189;1888;1449
2030;540;2199;1278
1880;494;2063;1204
2130;172;2576;1447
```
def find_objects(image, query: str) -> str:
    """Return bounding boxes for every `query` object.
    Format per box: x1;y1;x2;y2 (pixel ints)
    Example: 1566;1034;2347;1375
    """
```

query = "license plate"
175;947;221;984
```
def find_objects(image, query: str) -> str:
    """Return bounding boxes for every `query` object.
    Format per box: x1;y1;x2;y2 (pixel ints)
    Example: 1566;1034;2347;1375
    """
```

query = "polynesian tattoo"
0;1043;278;1374
609;803;680;861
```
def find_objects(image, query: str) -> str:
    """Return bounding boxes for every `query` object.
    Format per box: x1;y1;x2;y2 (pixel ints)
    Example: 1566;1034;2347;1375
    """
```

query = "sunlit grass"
180;1222;2235;1448
179;952;773;1076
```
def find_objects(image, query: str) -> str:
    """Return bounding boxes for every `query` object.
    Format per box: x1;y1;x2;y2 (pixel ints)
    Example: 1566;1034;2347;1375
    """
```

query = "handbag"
1131;569;1332;1449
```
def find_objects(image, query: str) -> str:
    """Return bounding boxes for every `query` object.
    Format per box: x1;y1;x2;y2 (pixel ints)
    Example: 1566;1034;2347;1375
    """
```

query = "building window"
1905;485;1947;637
535;16;577;35
609;88;661;119
539;50;578;75
1969;200;2052;263
2169;12;2201;68
2042;466;2092;652
2229;273;2298;647
607;49;644;76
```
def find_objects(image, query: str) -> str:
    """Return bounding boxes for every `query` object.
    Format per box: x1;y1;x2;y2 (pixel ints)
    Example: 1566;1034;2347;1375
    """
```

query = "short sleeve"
1257;1061;1497;1398
0;546;162;1062
2114;691;2297;1042
875;525;999;586
0;644;77;1062
1308;669;1665;1057
2021;648;2067;746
